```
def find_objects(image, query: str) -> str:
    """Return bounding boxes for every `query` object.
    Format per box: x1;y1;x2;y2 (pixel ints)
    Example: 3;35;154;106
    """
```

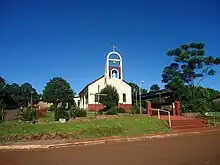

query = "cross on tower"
112;45;117;52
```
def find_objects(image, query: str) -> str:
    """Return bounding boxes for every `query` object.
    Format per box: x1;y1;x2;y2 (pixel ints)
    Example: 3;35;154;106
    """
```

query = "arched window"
123;93;126;103
111;69;118;78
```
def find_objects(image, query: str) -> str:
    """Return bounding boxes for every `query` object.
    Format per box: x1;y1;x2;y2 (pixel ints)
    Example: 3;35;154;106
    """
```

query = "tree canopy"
42;77;75;108
162;42;220;90
150;84;160;91
99;85;119;109
161;42;220;112
0;77;39;109
0;77;6;109
128;82;147;105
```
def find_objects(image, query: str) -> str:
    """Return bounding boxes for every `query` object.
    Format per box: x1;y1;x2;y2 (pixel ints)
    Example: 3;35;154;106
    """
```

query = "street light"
31;91;33;109
139;80;144;114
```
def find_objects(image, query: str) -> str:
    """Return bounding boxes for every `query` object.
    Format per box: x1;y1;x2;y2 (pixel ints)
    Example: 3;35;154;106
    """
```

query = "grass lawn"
0;115;170;143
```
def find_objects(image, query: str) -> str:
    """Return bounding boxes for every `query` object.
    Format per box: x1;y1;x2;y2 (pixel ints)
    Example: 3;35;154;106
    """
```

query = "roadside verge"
0;128;219;150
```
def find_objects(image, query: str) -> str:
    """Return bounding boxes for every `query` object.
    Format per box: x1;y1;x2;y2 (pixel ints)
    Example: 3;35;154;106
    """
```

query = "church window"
78;100;80;107
123;93;126;103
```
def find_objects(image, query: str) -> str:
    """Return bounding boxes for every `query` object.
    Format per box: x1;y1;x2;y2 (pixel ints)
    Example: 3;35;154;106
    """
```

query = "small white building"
74;48;132;111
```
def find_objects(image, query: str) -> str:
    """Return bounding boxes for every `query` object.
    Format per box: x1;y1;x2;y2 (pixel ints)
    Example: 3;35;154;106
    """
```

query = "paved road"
1;132;220;165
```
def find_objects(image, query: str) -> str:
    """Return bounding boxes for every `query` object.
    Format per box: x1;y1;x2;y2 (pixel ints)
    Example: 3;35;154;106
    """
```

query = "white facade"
76;49;132;110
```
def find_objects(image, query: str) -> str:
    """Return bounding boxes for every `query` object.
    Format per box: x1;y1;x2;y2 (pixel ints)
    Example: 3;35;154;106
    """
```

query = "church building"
74;48;132;111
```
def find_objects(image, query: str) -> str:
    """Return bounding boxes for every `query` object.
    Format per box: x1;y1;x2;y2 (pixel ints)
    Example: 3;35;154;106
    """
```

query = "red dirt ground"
0;131;220;165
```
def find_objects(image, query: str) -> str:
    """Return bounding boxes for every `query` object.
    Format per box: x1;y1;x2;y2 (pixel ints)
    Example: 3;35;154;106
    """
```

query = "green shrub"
78;108;87;117
19;108;37;121
48;105;56;111
98;110;104;115
70;107;87;118
105;107;118;115
0;108;4;123
131;105;138;114
116;107;125;113
55;107;69;121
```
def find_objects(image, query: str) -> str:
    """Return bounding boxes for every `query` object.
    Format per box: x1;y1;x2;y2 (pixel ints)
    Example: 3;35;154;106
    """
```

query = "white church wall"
88;77;105;104
107;79;132;104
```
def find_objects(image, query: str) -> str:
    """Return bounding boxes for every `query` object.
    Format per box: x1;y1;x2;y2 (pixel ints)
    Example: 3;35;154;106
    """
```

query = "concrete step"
172;124;208;130
171;120;207;126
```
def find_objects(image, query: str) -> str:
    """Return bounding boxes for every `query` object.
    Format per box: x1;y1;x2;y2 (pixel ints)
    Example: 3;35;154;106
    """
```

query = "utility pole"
31;91;33;109
136;89;138;106
90;86;107;118
139;81;144;114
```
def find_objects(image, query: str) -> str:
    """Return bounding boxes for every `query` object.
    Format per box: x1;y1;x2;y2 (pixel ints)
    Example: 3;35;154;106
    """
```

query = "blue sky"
1;0;220;93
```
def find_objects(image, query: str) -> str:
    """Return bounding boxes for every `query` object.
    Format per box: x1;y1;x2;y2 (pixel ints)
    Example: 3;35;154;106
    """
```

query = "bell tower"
105;45;123;82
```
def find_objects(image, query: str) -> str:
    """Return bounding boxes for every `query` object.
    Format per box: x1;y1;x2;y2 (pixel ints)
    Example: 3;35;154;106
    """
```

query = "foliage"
105;107;118;115
0;77;39;109
141;88;148;94
131;105;139;114
0;108;4;123
212;98;220;111
18;107;37;121
116;107;125;113
48;105;56;111
43;77;75;109
128;82;148;105
180;86;220;113
70;107;87;118
162;42;220;90
55;107;69;121
150;84;160;91
98;110;104;115
19;83;39;107
0;77;6;110
99;85;119;109
162;42;220;113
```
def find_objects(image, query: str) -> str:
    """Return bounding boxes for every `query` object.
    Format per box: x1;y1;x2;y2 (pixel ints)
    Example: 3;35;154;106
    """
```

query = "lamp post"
139;80;144;114
31;91;33;109
133;89;138;106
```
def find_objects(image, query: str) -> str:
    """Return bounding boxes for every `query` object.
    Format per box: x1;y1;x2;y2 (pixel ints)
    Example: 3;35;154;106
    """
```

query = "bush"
48;105;56;111
105;107;118;115
116;107;125;113
131;105;138;114
55;107;69;121
19;107;37;121
70;107;87;118
98;110;104;115
99;85;119;109
0;109;4;123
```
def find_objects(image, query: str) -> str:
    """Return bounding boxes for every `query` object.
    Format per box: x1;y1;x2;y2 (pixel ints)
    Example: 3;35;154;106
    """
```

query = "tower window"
111;69;118;78
123;93;126;103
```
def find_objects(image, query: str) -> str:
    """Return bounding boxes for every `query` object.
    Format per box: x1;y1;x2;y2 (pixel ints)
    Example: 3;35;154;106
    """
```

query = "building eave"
78;75;105;95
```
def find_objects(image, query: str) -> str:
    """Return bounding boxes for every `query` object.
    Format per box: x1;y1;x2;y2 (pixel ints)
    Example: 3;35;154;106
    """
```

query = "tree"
128;82;148;105
0;77;6;109
162;42;220;112
162;42;220;89
141;88;148;94
150;84;160;91
42;77;75;109
19;83;39;107
99;85;119;109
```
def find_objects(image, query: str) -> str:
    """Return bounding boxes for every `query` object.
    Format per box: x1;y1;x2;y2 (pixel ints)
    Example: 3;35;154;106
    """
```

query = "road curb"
0;128;220;150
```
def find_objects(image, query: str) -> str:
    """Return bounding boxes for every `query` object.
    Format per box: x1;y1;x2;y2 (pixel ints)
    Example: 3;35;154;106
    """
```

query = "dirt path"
1;132;220;165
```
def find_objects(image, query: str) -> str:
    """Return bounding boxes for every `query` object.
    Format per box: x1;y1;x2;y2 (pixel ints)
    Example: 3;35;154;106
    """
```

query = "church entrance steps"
151;115;212;131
